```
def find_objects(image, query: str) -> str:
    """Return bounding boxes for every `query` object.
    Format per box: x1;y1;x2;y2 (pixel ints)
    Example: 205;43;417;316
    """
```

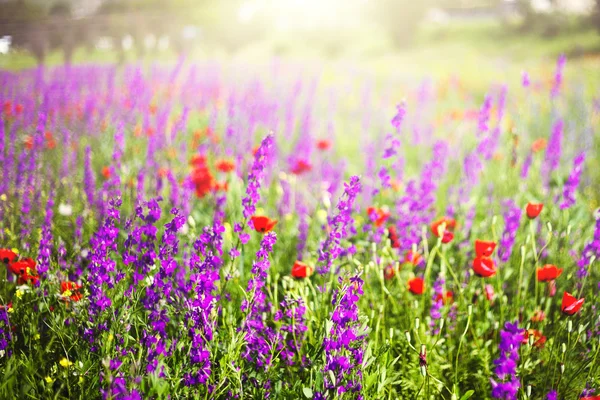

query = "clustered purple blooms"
490;321;524;400
84;196;121;346
498;199;522;263
551;54;566;98
84;146;96;209
274;296;307;366
322;275;366;399
0;306;12;358
317;176;362;275
478;94;493;135
544;119;563;175
142;206;185;374
241;134;275;219
577;215;600;280
184;222;224;386
395;141;449;252
430;277;445;335
560;152;585;209
241;231;278;369
36;188;55;278
546;390;557;400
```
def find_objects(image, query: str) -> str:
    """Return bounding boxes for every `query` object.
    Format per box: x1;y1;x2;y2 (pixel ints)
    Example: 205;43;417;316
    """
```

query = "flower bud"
415;318;420;330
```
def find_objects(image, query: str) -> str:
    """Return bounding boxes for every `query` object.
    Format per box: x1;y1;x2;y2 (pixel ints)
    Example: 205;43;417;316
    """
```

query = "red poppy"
3;101;12;116
522;329;546;348
13;258;38;285
102;166;111;179
388;225;400;249
537;264;563;282
8;257;35;276
45;131;56;149
291;160;312;175
581;396;600;400
0;248;18;265
367;207;390;228
404;250;422;266
526;202;543;219
291;260;313;279
214;181;228;192
250;216;278;233
441;231;454;244
431;217;456;243
531;310;545;322
60;281;83;302
316;139;331;150
384;265;395;280
531;138;547;153
548;279;557;297
472;257;497;278
24;136;34;150
252;146;259;156
215;159;235;173
435;290;454;304
475;240;496;258
149;104;157;115
15;104;23;114
190;156;215;198
561;292;584;315
408;277;425;295
190;154;207;167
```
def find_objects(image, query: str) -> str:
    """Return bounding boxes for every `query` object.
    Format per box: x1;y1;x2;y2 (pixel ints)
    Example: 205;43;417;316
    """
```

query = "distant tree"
369;0;431;47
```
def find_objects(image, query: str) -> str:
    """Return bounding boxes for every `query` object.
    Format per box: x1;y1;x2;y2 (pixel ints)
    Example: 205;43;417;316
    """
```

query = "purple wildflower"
560;152;585;209
490;321;524;400
241;232;278;369
577;215;600;280
498;199;522;263
242;134;274;219
317;176;362;275
544;119;563;175
323;275;366;398
551;54;566;98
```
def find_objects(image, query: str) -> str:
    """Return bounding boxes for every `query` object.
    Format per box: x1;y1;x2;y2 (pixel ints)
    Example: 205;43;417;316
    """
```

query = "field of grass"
0;22;600;400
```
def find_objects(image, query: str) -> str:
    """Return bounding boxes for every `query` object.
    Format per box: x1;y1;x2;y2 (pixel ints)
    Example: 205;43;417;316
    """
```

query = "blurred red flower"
408;277;424;295
561;292;584;316
250;216;278;233
537;264;563;282
526;202;543;219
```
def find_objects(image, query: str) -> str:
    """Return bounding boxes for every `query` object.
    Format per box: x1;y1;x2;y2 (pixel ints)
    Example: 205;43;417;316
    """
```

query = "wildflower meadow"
0;55;600;400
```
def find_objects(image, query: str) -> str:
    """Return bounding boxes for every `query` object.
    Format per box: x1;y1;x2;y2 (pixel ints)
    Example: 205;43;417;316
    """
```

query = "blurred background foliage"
0;0;599;67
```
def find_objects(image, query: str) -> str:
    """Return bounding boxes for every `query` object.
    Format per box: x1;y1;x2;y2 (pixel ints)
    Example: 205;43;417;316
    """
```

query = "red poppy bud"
526;202;543;219
291;261;313;279
536;264;563;282
408;277;425;295
561;291;584;315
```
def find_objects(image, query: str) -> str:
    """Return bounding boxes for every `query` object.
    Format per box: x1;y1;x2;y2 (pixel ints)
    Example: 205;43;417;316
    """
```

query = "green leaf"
302;387;313;398
460;390;475;400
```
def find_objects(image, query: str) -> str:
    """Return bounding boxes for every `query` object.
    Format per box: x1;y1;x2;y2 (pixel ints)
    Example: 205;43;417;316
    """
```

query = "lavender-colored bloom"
242;134;275;219
560;152;585;209
275;296;307;365
317;176;362;275
430;277;445;335
323;275;365;398
241;232;277;369
36;188;55;277
551;54;566;98
84;146;96;209
184;221;224;386
390;101;406;132
490;321;524;400
522;71;530;88
478;94;492;135
546;391;557;400
0;306;12;358
544;119;563;175
577;215;600;280
521;152;533;179
498;199;522;263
